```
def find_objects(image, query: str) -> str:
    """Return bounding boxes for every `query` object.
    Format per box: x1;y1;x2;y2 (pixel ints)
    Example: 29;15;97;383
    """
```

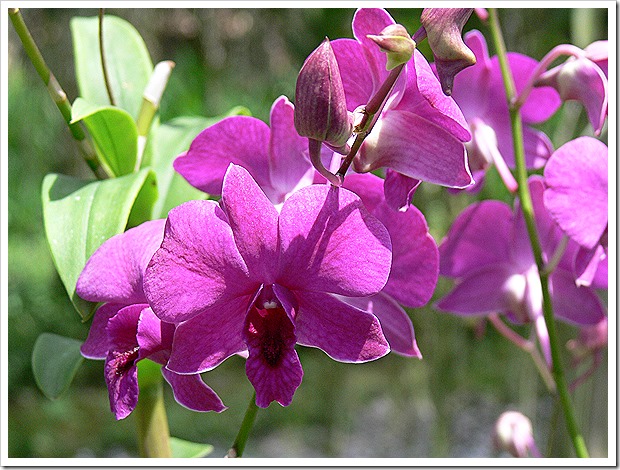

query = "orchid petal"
331;38;375;111
278;184;391;297
550;269;606;325
435;264;515;315
340;292;421;358
81;303;124;359
295;291;389;362
439;200;513;277
244;297;302;408
162;368;226;413
383;170;421;212
136;307;175;365
268;96;313;198
144;200;254;324
221;164;279;282
104;304;142;420
355;110;473;188
173;115;272;196
544;136;608;249
76;219;165;305
166;294;251;374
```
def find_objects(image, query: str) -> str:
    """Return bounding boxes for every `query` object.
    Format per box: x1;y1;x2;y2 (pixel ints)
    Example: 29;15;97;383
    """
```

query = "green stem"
9;8;108;179
134;378;172;458
227;392;259;458
99;9;116;106
488;8;589;458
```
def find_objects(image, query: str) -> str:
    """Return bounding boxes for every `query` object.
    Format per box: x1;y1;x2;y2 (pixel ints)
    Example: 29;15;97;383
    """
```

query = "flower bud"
419;8;476;95
493;411;541;458
367;24;416;70
294;38;353;148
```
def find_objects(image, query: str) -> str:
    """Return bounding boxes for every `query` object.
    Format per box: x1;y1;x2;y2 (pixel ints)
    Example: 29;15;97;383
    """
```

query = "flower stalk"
227;392;259;458
134;374;172;458
9;8;108;179
488;8;589;458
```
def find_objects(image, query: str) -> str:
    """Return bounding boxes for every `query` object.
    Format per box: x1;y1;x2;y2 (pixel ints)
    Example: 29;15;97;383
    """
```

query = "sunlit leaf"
149;106;251;218
169;437;214;458
41;170;157;319
32;333;84;400
71;98;138;177
71;15;153;120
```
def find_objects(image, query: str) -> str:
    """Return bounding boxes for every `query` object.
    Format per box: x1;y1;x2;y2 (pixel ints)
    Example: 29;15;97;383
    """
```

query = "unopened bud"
419;8;476;95
294;38;352;148
367;24;416;70
493;411;541;458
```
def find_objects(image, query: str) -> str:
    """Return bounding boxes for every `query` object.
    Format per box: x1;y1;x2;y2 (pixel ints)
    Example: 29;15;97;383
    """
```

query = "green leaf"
149;107;251;218
71;15;153;120
41;170;157;319
32;333;84;400
169;437;214;458
71;98;138;177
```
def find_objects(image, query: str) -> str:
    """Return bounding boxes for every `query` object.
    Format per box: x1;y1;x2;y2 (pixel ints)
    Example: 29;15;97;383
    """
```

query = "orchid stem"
99;9;116;107
134;378;172;458
9;8;108;179
488;8;589;458
336;63;405;178
227;392;259;458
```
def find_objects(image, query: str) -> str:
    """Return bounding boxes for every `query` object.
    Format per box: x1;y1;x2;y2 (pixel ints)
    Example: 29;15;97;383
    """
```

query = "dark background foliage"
7;7;608;458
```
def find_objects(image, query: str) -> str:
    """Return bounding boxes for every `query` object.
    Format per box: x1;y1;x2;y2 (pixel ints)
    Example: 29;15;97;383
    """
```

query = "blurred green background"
7;8;608;458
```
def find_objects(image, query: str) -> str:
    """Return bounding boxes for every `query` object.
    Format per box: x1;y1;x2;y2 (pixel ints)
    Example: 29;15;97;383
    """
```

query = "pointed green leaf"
169;437;214;458
71;15;153;120
150;107;251;218
72;98;138;177
42;170;157;319
32;333;84;400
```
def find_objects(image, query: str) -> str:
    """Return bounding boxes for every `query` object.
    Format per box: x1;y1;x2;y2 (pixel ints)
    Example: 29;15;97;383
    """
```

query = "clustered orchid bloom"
76;219;225;419
447;30;561;193
436;177;606;363
144;164;393;408
543;136;608;287
330;8;474;210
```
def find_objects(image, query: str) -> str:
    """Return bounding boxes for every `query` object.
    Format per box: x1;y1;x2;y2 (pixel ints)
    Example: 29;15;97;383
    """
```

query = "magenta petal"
550;269;606;325
81;303;124;359
244;299;302;408
268;96;313;198
144;200;253;323
340;171;386;213
221;164;279;282
104;304;143;420
76;219;165;305
295;291;389;362
340;293;421;358
331;38;375;111
352;8;394;82
355;110;473;188
374;203;439;308
161;368;226;413
575;245;607;288
383;170;421;212
544;136;608;249
435;265;514;315
173;115;271;196
136;307;175;365
278;184;392;297
439;200;513;277
167;295;251;374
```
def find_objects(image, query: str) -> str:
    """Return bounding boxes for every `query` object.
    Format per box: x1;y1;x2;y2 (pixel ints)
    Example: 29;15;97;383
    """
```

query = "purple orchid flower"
330;8;474;210
174;96;317;207
144;164;392;408
76;219;225;419
436;176;606;363
336;171;439;358
447;30;561;193
543;136;608;287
